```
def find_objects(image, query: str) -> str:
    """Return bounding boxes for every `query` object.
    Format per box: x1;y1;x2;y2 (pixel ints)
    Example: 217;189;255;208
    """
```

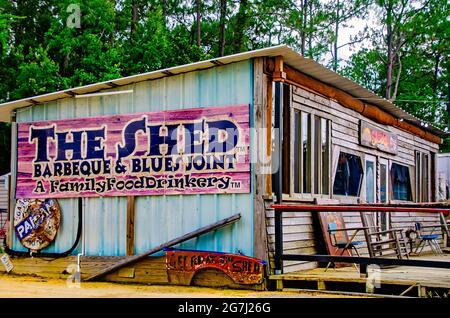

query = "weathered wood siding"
292;86;439;162
266;208;320;273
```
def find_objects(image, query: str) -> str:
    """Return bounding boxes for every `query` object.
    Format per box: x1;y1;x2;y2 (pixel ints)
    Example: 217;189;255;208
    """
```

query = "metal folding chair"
414;222;443;255
326;221;365;271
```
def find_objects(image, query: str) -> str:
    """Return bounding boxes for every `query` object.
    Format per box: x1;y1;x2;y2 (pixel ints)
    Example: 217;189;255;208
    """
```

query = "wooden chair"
360;212;409;259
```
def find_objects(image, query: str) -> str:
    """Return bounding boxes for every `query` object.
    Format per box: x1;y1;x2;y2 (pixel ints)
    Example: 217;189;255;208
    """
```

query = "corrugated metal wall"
12;60;254;256
0;176;7;210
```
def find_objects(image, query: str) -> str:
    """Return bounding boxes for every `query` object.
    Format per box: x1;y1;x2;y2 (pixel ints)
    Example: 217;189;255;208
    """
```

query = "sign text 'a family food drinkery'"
16;105;250;199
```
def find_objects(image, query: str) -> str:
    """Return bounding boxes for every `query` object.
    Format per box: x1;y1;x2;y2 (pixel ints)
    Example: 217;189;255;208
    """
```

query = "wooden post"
317;281;326;291
273;81;283;203
252;58;270;263
276;279;283;291
274;209;283;274
273;56;286;82
126;196;135;256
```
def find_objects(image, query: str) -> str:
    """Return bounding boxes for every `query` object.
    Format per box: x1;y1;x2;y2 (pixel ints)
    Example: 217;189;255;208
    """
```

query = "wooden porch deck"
269;253;450;297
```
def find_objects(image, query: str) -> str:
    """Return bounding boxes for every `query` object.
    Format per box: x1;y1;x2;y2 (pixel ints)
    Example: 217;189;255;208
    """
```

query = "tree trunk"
385;0;394;100
392;55;402;102
219;0;227;56
131;0;138;36
308;0;313;58
162;0;167;27
233;0;249;53
333;0;340;71
196;0;201;47
432;52;441;96
300;0;307;55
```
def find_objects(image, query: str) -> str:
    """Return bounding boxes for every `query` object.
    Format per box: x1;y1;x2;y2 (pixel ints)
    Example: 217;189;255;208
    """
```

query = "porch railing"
270;204;450;275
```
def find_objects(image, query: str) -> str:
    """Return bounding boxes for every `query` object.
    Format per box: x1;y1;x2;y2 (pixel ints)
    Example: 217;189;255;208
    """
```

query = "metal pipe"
272;81;283;203
274;209;283;274
270;204;450;214
77;197;85;273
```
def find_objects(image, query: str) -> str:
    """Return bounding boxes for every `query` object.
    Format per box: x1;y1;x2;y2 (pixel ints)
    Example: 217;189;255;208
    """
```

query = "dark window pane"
333;152;363;196
415;152;421;202
366;161;375;203
423;154;429;202
302;113;310;193
314;116;320;194
321;118;329;195
294;112;300;193
391;163;412;201
380;212;388;232
380;163;387;202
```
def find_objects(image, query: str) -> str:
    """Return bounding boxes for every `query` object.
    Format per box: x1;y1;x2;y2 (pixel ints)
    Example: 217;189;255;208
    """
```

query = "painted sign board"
16;105;250;199
165;249;265;285
13;199;61;251
360;121;398;154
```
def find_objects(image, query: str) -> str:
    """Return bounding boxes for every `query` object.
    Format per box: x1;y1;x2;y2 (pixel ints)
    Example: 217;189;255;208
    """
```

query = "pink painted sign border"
16;105;250;199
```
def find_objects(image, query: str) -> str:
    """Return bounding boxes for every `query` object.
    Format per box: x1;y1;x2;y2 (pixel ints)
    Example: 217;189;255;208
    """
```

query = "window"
391;163;412;201
415;151;431;202
318;117;330;195
333;152;363;196
292;111;330;196
380;160;388;203
379;158;389;232
301;112;311;193
415;151;421;201
365;157;375;203
422;154;429;202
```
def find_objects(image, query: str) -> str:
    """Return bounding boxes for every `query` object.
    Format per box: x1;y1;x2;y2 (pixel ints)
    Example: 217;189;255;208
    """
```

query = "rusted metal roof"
0;45;445;136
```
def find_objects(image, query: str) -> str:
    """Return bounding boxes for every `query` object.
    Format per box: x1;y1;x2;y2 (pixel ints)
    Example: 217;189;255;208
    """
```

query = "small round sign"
14;199;61;251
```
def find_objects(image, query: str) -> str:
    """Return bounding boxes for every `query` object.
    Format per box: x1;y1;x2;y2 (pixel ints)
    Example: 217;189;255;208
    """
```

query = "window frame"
389;161;413;202
379;157;389;203
415;151;431;203
331;146;364;203
364;154;377;204
284;107;332;201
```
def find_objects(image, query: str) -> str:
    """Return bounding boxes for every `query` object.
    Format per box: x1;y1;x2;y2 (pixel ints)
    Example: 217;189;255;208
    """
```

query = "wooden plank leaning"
84;213;242;281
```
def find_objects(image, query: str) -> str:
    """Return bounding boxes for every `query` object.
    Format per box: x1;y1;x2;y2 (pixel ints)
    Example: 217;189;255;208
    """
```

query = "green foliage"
341;0;450;151
0;0;448;170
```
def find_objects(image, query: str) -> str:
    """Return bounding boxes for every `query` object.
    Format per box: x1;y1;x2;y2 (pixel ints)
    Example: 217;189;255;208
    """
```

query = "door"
365;155;377;233
365;155;376;204
378;158;390;232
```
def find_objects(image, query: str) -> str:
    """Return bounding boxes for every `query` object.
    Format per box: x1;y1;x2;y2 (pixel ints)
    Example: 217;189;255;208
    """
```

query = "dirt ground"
0;274;355;298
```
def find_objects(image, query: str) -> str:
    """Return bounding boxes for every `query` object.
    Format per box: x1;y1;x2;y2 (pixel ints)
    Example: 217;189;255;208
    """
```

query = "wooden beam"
253;58;270;263
126;196;135;256
266;73;273;196
283;64;442;145
273;56;286;81
6;174;11;248
84;213;241;281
